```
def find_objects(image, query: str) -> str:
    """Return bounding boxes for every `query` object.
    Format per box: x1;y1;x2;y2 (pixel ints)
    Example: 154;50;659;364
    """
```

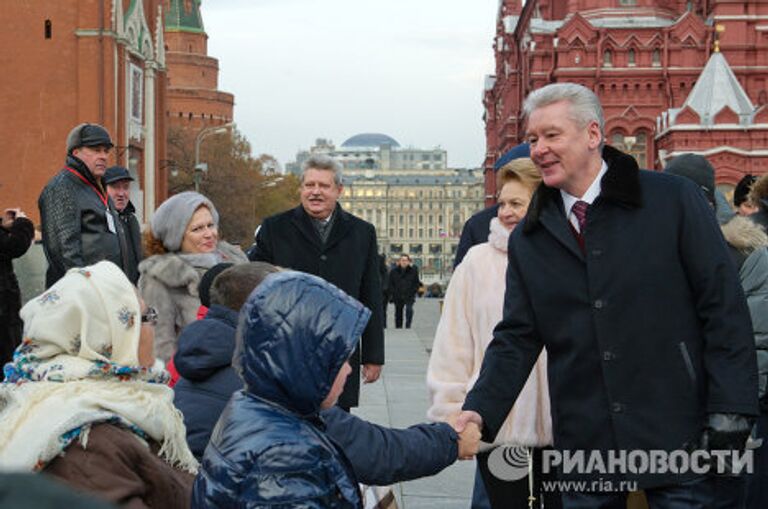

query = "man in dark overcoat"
249;154;384;410
387;253;420;329
103;166;142;285
457;83;758;506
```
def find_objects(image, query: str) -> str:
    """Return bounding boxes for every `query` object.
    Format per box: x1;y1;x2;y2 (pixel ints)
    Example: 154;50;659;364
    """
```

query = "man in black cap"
39;123;130;287
103;166;142;284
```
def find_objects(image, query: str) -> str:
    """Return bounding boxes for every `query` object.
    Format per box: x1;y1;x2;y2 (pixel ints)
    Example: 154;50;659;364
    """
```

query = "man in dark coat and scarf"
457;83;758;507
248;154;384;410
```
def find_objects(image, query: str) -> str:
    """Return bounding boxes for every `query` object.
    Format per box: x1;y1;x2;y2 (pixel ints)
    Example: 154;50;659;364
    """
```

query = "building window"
44;19;52;39
409;228;414;238
389;215;395;224
611;131;647;168
399;228;404;237
652;49;661;67
419;215;424;225
628;49;636;66
418;228;424;239
619;0;637;5
603;49;612;67
389;228;395;237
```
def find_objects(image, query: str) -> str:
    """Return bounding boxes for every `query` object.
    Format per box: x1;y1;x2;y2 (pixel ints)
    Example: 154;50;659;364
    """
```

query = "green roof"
165;0;205;33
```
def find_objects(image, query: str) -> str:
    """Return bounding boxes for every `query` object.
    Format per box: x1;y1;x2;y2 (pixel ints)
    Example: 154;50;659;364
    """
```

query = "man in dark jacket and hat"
388;253;421;328
457;83;758;506
103;166;142;285
248;154;384;410
39;123;129;287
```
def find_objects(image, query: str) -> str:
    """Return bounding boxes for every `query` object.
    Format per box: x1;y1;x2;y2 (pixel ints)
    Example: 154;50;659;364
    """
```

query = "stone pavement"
353;298;475;509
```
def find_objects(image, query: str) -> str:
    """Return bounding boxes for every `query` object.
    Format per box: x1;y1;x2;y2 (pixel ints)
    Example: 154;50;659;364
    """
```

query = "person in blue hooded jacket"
192;270;478;508
177;263;471;487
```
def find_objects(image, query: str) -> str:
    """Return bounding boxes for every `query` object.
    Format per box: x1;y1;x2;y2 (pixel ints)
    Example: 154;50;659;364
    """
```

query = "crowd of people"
0;83;767;508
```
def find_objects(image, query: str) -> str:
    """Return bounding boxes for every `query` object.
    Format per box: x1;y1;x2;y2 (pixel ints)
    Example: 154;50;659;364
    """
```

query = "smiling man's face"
300;168;343;220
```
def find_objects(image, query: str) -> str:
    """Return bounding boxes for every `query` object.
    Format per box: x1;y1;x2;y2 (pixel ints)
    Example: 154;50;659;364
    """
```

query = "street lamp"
194;122;235;192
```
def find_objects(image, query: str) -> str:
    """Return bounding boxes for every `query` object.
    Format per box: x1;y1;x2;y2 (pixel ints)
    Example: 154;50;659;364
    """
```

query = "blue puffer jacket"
192;271;370;508
174;307;459;478
173;305;242;459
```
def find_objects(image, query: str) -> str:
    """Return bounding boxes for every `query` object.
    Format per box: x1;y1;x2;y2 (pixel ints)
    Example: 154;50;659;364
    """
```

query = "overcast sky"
200;0;498;170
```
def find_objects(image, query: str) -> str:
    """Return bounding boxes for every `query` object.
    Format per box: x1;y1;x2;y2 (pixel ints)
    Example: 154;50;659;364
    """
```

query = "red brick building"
1;0;169;222
164;0;233;129
484;0;768;201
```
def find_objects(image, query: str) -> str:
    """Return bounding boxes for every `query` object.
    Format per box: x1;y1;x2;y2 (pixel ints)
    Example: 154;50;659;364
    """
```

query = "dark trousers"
746;409;768;508
561;475;726;509
393;300;414;328
477;446;562;509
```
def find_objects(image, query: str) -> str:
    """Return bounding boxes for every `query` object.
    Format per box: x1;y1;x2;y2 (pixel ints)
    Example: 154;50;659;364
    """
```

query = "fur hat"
66;123;114;154
150;192;220;252
198;263;233;308
664;154;716;207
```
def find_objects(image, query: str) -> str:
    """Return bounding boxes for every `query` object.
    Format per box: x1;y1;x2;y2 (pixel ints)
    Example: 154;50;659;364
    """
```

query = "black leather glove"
699;413;755;476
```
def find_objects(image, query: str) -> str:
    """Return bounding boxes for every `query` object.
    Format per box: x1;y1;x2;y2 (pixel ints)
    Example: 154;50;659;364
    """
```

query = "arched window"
652;49;661;67
603;49;612;67
611;131;647;168
628;48;636;66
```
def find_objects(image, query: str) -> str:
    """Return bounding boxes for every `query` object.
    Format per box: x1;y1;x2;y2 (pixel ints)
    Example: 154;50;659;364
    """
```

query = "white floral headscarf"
0;262;197;473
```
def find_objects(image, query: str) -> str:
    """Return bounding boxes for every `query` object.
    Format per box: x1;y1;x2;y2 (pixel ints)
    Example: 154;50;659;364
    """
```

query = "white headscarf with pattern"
0;261;197;473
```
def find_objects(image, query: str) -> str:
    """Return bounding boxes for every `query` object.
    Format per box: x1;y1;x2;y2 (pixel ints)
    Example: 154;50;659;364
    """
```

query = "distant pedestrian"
388;253;421;329
39;123;130;287
103;166;142;284
0;207;34;378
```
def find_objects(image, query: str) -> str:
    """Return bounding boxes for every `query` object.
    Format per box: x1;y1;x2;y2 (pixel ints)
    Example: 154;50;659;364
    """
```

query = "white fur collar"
488;217;511;252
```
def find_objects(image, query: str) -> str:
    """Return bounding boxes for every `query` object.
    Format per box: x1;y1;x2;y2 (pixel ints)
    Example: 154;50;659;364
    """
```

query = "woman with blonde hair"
427;158;558;508
0;261;197;507
139;192;247;361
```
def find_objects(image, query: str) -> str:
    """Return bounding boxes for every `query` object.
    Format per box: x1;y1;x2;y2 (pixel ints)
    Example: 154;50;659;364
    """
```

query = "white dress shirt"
560;160;608;233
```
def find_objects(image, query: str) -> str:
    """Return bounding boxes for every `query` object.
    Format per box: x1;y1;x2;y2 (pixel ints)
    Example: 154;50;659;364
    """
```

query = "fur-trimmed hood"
721;216;768;256
523;145;641;234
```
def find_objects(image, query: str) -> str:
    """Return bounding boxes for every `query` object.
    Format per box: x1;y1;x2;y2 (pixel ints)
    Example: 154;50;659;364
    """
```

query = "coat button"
612;402;624;413
594;299;604;309
320;254;327;261
602;351;614;361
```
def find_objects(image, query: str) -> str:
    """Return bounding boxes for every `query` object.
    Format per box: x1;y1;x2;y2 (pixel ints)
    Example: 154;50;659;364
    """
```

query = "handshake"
449;410;484;461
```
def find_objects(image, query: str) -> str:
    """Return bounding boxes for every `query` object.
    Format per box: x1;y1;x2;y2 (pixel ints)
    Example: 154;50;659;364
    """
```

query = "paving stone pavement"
353;298;475;509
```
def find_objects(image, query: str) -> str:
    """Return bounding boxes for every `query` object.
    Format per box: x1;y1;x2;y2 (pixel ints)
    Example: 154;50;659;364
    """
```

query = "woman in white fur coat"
139;192;247;362
427;158;557;508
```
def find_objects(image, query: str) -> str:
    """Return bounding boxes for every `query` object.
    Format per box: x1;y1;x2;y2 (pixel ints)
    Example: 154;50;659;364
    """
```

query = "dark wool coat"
464;146;759;489
249;204;384;409
0;217;34;373
388;264;420;303
118;201;142;285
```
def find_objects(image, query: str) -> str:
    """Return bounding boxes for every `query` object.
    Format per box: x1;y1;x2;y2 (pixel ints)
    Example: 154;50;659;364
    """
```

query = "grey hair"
301;154;343;186
523;83;604;138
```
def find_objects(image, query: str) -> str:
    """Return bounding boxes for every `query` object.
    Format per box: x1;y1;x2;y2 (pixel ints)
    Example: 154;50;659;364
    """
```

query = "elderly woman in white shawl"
0;261;197;508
